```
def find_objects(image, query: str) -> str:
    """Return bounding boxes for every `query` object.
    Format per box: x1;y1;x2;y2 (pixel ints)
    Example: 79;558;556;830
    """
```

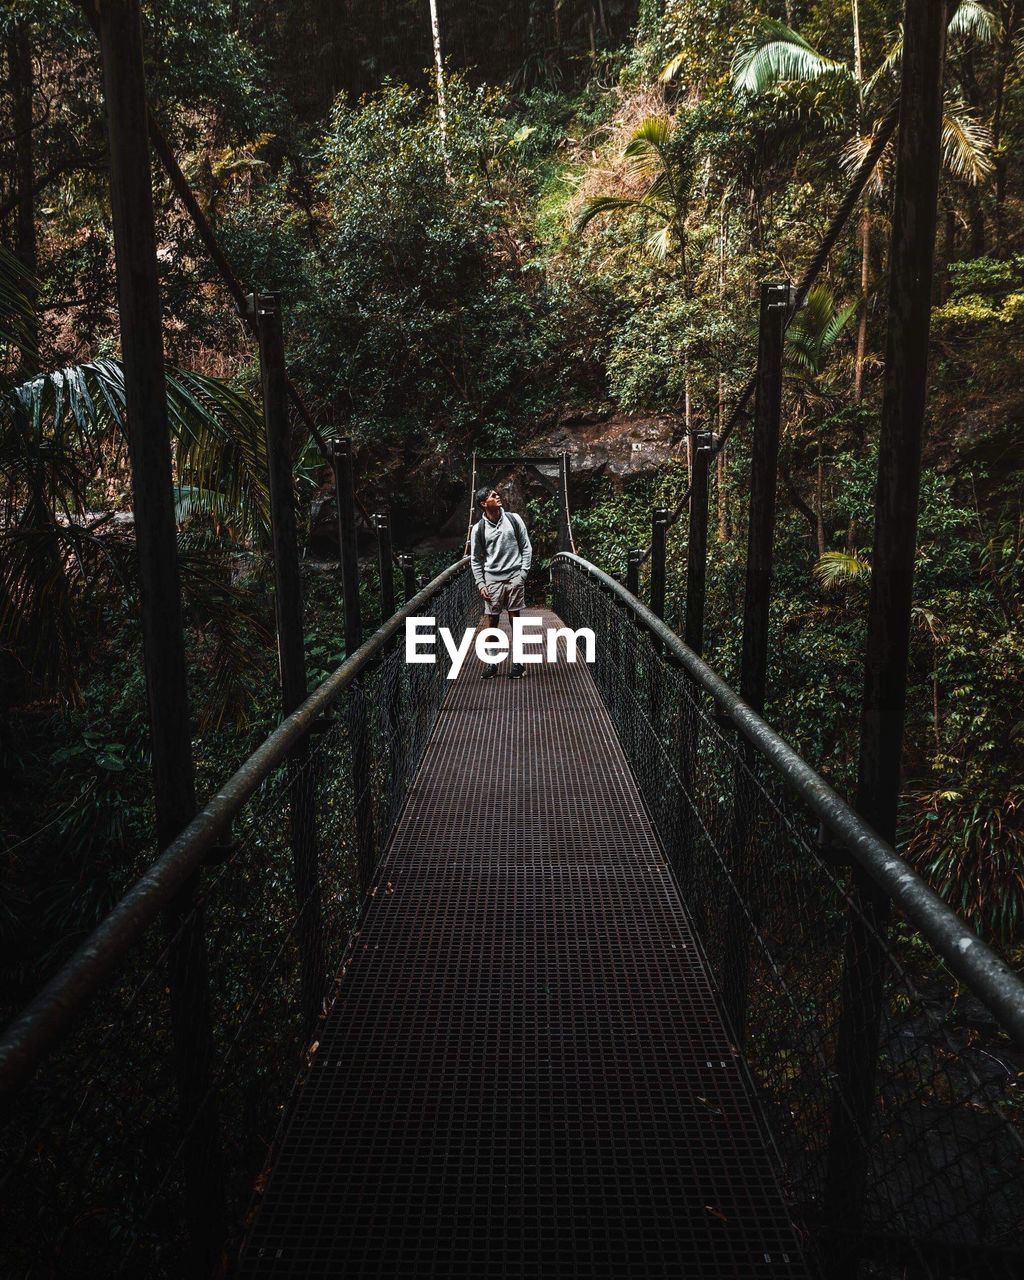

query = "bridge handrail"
556;551;1024;1046
0;556;471;1100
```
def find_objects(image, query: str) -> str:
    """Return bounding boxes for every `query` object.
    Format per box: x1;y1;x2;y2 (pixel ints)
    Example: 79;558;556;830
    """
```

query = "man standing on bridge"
471;486;533;680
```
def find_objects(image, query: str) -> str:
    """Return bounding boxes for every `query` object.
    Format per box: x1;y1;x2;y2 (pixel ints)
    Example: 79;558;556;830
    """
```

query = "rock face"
307;412;686;556
527;410;686;491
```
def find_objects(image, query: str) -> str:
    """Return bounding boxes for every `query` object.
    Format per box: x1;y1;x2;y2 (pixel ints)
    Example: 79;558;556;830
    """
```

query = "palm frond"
822;299;860;350
644;224;674;260
13;358;274;542
624;116;673;180
573;195;645;235
659;50;686;84
865;30;904;98
731;19;848;96
941;102;995;185
947;0;999;43
840;129;894;197
814;549;871;590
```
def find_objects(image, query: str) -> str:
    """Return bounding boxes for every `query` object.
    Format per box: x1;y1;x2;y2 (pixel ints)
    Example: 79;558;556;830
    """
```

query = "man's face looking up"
481;489;503;519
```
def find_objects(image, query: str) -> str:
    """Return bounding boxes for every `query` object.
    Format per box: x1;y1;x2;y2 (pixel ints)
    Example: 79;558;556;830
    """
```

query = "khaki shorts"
482;577;525;616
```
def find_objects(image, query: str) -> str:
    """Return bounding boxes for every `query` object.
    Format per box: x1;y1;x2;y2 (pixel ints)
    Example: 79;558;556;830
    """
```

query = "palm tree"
572;114;700;266
730;3;997;400
0;243;292;710
573;113;704;431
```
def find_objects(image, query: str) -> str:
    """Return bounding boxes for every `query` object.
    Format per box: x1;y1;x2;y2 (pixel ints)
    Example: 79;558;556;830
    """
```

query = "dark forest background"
1;0;1022;1009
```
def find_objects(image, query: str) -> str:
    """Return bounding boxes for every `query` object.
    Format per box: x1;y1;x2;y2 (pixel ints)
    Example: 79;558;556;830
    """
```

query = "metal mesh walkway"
239;610;809;1278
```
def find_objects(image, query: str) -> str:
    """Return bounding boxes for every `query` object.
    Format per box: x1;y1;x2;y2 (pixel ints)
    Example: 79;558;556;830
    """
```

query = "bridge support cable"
825;3;954;1273
555;553;1024;1277
250;290;326;1036
95;1;226;1267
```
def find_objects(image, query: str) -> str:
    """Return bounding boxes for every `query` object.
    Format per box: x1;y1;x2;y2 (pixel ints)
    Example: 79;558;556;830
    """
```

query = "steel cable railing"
554;552;1024;1279
0;560;476;1277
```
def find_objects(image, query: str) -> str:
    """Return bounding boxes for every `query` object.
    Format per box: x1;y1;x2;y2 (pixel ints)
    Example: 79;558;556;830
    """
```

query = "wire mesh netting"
0;565;476;1278
553;559;1024;1280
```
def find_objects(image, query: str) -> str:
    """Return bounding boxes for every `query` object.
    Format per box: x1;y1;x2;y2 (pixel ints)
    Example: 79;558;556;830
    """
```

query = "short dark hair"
475;485;497;509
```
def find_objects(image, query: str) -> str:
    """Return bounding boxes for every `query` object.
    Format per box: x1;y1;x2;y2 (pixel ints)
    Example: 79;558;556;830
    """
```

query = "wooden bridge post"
685;432;713;656
721;280;790;1049
96;1;225;1267
249;291;326;1035
375;512;396;620
650;508;669;621
824;3;949;1271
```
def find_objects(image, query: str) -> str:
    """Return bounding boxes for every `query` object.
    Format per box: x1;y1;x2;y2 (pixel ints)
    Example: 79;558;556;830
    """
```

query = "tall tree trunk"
428;0;450;176
990;2;1017;239
854;207;870;403
852;0;867;404
942;198;958;302
815;437;827;558
8;20;38;372
716;199;730;540
717;373;730;541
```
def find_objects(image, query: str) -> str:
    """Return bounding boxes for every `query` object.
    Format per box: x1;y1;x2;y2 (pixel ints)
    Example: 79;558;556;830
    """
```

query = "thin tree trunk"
932;659;941;753
815;438;827;557
854;206;869;403
852;0;863;81
8;20;38;371
428;0;450;176
852;0;866;404
717;374;729;541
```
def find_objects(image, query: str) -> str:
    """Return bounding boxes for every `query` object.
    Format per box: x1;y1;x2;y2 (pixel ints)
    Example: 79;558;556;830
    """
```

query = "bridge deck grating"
239;609;809;1277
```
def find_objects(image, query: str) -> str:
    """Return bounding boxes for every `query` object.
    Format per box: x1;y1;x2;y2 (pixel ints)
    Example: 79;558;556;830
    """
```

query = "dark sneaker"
507;663;525;680
481;664;500;680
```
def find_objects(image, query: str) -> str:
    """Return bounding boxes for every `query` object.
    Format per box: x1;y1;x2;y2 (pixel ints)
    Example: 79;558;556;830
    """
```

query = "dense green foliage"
1;0;1022;1006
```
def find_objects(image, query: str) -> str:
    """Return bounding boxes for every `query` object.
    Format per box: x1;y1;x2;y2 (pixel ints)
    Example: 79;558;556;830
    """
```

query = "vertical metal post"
649;509;668;621
557;451;572;553
328;437;362;656
626;549;641;596
249;291;325;1035
401;554;417;603
375;512;396;620
326;442;374;895
96;1;224;1267
721;281;790;1050
740;283;789;716
685;433;713;656
825;4;949;1271
250;294;307;716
